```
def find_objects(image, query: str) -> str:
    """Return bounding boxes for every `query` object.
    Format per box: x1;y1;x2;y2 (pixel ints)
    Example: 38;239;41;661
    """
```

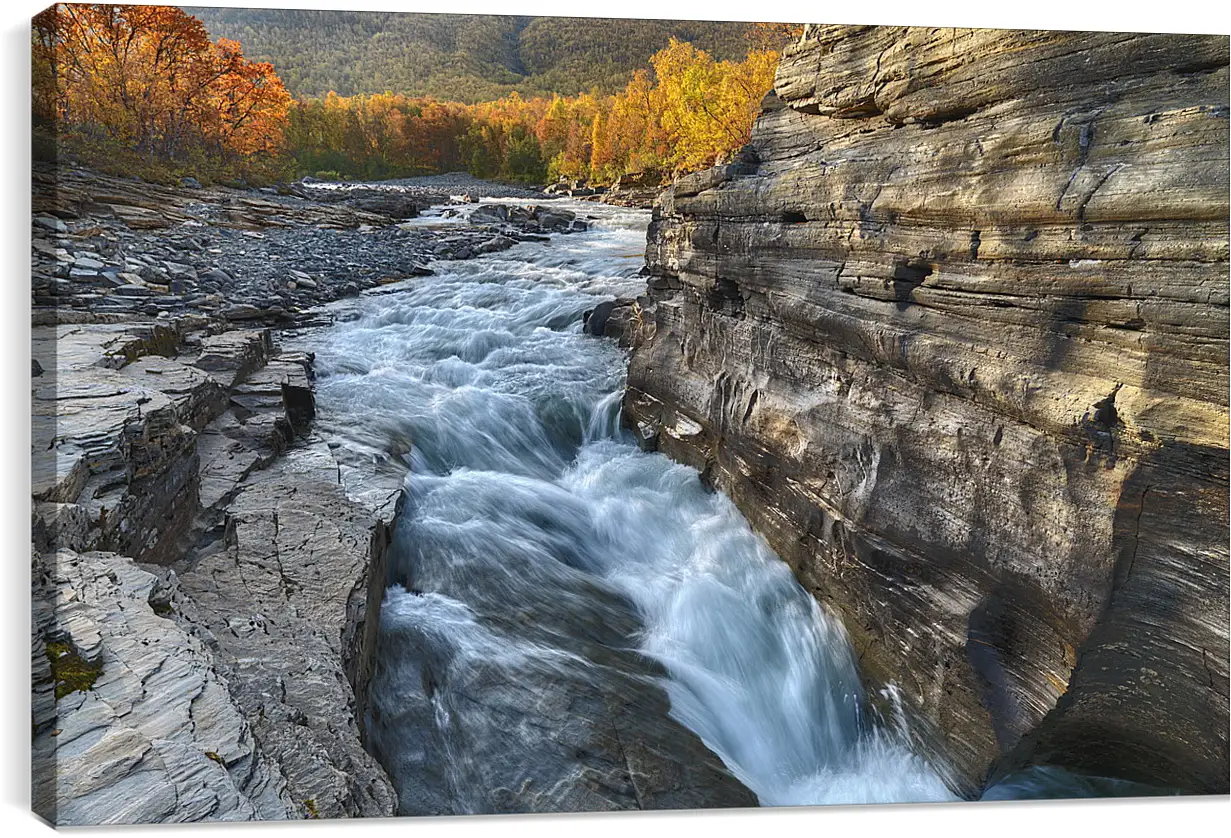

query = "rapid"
303;200;962;812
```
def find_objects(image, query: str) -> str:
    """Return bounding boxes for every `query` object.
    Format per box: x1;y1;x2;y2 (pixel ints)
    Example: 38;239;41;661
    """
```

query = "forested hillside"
184;8;758;101
38;6;798;187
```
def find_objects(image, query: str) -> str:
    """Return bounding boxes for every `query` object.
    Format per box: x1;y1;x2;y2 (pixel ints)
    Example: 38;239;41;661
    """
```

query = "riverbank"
29;165;603;824
32;164;600;327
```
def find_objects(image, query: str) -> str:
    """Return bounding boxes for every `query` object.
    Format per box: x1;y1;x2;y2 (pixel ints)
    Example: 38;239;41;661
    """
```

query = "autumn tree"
641;38;777;175
33;4;290;176
745;22;805;51
278;36;780;186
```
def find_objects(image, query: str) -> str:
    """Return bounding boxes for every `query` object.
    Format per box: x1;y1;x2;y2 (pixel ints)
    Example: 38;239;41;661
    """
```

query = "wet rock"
531;206;575;232
476;235;516;254
586;298;650;349
468;203;514;225
468;203;579;235
601;172;664;208
583;300;617;335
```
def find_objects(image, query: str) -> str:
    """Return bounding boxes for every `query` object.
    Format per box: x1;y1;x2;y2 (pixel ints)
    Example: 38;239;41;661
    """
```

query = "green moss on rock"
45;640;102;700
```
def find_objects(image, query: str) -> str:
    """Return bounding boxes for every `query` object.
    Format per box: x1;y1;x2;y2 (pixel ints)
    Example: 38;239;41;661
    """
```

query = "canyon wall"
624;25;1229;794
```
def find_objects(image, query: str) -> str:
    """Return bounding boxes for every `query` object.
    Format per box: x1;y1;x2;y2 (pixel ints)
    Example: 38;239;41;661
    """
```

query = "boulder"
531;206;575;232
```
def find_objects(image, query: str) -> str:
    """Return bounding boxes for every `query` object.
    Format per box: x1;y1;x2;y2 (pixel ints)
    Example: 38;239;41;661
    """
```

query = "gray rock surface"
32;549;294;825
624;25;1229;795
174;445;398;819
31;314;398;824
30;164;578;326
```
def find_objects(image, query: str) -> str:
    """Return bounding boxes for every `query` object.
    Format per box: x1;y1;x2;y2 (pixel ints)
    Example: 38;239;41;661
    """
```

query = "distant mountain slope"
184;8;758;102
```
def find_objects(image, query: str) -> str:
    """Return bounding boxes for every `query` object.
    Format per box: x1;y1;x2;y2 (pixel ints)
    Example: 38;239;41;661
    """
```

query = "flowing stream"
306;200;962;811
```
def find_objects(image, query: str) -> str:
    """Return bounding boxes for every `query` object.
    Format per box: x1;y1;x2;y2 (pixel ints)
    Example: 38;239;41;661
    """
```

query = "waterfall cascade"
303;200;1126;813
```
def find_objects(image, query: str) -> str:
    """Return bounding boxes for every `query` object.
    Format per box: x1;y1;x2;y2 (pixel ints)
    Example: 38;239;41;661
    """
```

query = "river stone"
625;25;1229;796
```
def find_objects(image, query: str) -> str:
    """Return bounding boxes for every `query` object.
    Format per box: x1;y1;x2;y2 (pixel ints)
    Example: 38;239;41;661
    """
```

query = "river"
296;199;1136;814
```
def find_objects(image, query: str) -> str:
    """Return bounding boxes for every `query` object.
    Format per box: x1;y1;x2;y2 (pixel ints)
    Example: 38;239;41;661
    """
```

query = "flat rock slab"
174;444;397;819
32;549;295;825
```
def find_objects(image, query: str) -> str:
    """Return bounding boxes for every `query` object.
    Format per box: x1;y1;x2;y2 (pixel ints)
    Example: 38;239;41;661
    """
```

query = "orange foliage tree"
283;37;780;186
32;8;791;186
33;4;290;173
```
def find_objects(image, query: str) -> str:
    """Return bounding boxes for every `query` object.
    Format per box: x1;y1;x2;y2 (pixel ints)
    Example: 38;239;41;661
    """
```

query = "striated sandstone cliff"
624;25;1229;795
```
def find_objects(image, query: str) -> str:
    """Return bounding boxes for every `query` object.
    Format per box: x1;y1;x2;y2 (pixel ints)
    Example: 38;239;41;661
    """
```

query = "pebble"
32;177;586;325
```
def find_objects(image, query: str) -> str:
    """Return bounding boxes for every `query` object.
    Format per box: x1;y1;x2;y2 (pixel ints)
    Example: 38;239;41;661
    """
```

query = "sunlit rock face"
625;25;1229;795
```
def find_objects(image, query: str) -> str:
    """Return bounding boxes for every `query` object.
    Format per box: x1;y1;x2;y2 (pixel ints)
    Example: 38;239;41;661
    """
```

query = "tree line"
33;4;292;184
185;8;760;102
286;39;779;185
33;5;798;187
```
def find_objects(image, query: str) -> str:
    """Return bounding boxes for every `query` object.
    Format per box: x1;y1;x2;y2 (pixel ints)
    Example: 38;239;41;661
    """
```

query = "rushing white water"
306;200;958;810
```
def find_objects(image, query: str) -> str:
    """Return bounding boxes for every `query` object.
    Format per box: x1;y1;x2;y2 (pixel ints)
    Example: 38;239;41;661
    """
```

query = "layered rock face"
31;319;397;824
625;26;1229;794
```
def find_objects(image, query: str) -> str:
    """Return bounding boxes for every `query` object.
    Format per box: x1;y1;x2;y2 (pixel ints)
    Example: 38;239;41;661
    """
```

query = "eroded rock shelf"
31;317;399;823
